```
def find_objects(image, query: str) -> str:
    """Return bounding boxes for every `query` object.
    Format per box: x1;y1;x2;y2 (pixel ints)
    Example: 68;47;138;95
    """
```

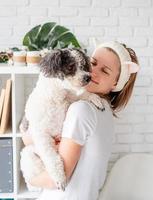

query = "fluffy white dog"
20;48;105;192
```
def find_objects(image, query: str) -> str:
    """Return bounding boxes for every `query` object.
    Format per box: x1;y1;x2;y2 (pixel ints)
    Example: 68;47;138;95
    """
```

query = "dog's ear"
39;50;62;77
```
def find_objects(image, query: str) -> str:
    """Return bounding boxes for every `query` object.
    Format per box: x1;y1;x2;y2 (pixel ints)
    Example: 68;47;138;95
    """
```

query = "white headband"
96;41;140;92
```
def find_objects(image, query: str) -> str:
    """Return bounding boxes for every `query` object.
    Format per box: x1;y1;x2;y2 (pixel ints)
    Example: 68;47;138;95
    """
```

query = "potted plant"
0;22;82;64
23;22;81;51
0;47;20;63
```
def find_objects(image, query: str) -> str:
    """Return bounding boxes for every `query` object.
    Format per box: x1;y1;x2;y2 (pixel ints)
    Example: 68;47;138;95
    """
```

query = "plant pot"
13;51;26;66
26;51;41;66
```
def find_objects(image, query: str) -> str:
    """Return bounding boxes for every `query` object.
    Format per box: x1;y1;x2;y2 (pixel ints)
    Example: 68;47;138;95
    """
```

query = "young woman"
22;41;140;200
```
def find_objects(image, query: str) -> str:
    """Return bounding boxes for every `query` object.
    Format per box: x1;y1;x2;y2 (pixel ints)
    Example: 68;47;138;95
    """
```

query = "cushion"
99;153;153;200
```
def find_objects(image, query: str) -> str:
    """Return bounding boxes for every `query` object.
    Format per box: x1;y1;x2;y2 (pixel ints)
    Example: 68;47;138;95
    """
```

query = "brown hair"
104;44;139;116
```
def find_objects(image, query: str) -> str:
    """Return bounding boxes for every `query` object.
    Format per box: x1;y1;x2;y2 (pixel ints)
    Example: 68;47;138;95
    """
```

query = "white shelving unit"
0;64;41;200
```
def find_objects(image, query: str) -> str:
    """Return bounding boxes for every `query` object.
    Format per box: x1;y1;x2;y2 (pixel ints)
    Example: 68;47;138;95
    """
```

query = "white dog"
20;48;105;192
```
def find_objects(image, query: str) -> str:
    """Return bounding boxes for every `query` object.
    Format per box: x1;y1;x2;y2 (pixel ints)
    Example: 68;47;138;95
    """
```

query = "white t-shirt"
37;99;114;200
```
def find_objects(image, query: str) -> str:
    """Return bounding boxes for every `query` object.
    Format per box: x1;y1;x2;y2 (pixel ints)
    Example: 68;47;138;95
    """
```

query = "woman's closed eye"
91;62;109;75
101;68;109;75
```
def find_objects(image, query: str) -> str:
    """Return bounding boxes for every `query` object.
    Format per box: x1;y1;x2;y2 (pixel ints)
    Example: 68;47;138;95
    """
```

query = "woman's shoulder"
70;97;111;111
62;100;98;144
66;100;97;123
69;98;111;113
69;100;96;114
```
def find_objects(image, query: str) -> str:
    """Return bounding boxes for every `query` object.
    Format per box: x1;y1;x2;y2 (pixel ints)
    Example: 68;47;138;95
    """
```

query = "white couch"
99;153;153;200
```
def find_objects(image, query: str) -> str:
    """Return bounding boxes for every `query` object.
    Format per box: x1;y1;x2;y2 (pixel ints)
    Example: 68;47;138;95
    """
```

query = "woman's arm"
29;137;82;189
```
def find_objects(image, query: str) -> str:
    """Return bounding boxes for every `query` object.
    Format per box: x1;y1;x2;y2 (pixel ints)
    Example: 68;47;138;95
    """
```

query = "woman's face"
85;47;120;94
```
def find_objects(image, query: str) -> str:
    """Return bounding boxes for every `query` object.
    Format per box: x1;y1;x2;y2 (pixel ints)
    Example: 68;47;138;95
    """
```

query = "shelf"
16;133;22;137
17;190;40;199
0;128;13;137
17;183;40;199
0;192;14;198
0;67;40;199
0;133;13;138
0;64;39;74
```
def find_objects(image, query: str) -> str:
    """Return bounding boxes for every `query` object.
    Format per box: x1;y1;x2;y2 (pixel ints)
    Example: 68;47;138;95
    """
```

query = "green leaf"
22;22;81;51
23;25;41;50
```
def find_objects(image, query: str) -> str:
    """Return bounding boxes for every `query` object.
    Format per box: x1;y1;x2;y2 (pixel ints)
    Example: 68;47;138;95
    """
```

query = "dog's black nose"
83;75;91;83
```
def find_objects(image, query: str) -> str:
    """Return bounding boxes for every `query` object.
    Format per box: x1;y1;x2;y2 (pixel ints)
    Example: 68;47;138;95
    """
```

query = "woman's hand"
53;134;61;151
22;132;61;149
53;134;61;144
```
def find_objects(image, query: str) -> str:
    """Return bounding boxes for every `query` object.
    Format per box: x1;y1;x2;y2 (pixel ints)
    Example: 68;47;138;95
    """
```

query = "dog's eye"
67;65;74;71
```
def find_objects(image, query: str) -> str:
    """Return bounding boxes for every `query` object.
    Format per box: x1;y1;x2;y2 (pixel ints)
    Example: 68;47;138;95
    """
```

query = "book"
0;79;12;134
0;89;5;121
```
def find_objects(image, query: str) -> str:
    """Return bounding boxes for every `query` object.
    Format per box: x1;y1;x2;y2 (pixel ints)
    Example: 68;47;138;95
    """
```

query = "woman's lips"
91;79;98;84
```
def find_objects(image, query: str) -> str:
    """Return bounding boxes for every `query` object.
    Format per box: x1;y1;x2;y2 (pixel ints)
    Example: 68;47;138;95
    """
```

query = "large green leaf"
36;22;56;48
23;22;81;51
23;25;41;50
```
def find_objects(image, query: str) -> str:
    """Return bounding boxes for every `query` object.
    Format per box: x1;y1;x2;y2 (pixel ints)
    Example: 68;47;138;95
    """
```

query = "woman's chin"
85;83;96;93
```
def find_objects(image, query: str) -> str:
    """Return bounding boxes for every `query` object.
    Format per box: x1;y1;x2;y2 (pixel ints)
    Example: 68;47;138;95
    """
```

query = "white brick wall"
0;0;153;168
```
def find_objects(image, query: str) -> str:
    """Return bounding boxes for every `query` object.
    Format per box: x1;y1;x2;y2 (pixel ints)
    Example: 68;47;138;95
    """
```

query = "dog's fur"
20;48;104;191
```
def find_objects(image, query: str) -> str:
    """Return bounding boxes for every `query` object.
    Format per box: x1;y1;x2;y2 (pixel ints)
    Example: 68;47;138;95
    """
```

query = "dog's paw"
47;153;67;191
19;116;29;133
56;181;67;191
88;94;105;111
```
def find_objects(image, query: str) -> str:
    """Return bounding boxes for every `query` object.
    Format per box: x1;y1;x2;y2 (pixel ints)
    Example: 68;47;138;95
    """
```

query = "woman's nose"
91;71;97;79
91;67;97;75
